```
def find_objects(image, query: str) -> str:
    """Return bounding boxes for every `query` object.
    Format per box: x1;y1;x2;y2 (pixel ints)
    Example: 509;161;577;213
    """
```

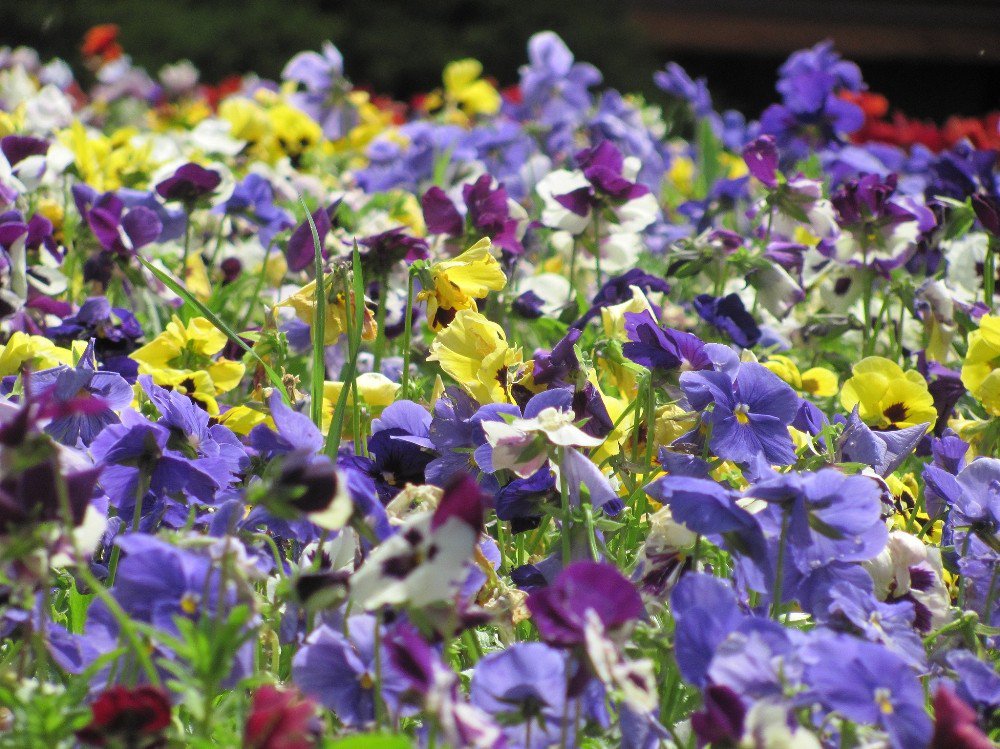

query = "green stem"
861;269;875;357
304;200;327;428
770;512;790;620
181;214;192;271
106;469;151;586
399;269;416;397
558;448;572;564
373;275;389;371
985;236;996;308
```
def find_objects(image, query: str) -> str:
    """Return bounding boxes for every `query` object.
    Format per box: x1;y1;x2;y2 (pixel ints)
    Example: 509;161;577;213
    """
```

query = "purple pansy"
680;361;798;466
526;561;642;647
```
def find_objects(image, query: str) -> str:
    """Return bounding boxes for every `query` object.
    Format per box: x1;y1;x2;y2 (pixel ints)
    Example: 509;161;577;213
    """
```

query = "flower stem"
372;274;389;371
558;448;572;565
399;269;416;397
770;512;790;620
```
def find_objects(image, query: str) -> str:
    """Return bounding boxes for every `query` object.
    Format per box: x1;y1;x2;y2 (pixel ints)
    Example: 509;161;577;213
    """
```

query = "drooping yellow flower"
442;59;500;119
130;316;245;414
322;372;401;433
840;357;936;430
0;332;73;377
764;355;838;398
427;309;522;404
961;314;1000;416
418;237;506;330
217;405;273;435
276;278;378;345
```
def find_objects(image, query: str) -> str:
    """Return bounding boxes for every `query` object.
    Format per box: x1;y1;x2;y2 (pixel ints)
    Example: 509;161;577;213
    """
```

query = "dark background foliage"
4;0;999;119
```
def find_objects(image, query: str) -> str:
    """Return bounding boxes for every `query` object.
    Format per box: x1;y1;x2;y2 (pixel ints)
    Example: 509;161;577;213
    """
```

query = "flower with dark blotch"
470;642;569;749
349;473;485;610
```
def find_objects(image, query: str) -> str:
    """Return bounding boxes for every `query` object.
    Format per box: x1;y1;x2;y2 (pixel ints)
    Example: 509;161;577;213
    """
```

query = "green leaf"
303;197;327;427
136;255;289;402
326;734;413;749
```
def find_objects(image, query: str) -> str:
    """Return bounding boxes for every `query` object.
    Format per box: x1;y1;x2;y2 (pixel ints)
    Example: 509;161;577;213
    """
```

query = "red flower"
81;25;123;65
76;686;172;747
931;686;993;749
243;685;318;749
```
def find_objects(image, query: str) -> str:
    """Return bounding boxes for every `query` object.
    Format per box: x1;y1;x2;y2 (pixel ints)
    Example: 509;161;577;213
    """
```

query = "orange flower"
81;24;123;64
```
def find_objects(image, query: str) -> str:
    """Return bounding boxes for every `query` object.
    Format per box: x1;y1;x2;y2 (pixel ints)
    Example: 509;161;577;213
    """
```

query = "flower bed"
0;25;998;748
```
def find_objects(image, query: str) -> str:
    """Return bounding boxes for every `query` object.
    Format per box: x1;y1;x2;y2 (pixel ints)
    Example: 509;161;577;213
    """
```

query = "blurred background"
4;0;999;118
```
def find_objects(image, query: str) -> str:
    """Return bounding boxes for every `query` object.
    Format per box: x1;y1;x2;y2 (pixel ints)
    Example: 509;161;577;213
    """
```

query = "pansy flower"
417;237;507;330
130;315;245;414
348;474;485;610
427;309;522;405
803;633;931;749
840;356;936;430
680;361;798;466
292;615;405;727
31;340;133;447
72;183;163;257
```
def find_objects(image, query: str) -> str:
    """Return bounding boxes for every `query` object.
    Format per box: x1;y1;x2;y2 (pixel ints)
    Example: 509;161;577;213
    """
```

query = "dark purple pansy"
285;203;334;273
0;135;49;166
154;162;221;204
692;293;761;348
421;186;464;236
690;685;746;747
72;184;162;256
359;227;429;277
526;561;642;647
742;135;779;188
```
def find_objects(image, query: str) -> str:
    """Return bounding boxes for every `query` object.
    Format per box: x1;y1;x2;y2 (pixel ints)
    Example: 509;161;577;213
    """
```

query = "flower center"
734;403;751;425
882;402;908;424
180;592;200;615
536;407;574;431
874;687;894;715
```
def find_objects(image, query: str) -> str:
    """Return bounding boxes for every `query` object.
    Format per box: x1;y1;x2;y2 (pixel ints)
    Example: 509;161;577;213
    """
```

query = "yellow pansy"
219;97;271;152
267;103;322;161
0;332;73;376
418;237;506;330
276;279;378;345
840;357;936;430
601;285;654;340
57;122;158;190
427;309;522;404
130;316;245;414
654;403;698;448
324;373;400;410
961;314;1000;416
667;156;695;195
442;59;500;118
764;355;838;398
216;405;273;435
334;91;396;153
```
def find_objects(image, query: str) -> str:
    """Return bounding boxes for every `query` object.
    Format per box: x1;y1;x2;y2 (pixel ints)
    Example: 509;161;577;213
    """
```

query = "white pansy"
349;511;477;609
